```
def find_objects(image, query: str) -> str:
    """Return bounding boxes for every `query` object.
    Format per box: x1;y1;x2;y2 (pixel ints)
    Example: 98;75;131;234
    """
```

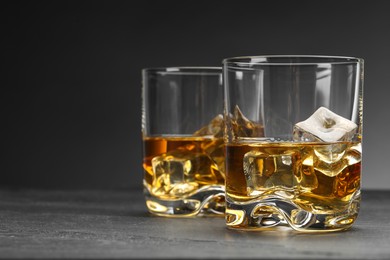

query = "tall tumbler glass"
142;67;225;217
223;56;363;232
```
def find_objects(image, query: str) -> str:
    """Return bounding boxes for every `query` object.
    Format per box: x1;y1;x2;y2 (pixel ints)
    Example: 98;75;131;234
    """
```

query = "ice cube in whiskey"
225;141;361;231
243;150;295;197
143;136;225;217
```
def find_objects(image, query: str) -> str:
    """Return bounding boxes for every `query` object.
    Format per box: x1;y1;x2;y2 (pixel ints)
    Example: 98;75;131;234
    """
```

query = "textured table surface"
0;189;389;259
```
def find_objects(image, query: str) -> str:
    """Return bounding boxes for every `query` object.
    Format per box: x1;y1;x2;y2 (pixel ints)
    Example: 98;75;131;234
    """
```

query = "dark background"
2;1;389;190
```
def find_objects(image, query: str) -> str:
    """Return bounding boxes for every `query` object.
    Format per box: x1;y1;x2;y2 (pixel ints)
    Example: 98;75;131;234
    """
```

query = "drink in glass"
142;67;225;217
223;56;363;231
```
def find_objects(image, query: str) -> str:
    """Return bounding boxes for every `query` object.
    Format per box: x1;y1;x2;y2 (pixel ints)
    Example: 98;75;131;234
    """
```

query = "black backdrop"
2;1;390;190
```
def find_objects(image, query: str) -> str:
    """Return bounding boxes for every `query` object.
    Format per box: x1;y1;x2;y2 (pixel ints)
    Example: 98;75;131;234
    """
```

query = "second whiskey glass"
142;67;225;217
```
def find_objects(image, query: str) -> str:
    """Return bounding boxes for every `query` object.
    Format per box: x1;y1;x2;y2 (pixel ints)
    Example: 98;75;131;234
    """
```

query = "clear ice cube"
151;150;220;197
313;143;361;177
243;150;295;196
193;114;224;138
314;143;347;164
298;154;318;191
344;143;362;165
193;114;225;178
230;105;264;138
293;107;358;142
152;153;197;196
200;140;225;179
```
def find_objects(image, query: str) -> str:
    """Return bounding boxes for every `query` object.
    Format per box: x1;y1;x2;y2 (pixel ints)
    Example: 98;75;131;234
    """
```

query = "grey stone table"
0;189;389;259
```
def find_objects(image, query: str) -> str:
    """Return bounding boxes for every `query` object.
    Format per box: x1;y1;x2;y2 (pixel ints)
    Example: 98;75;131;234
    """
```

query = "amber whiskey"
225;141;361;231
143;136;225;216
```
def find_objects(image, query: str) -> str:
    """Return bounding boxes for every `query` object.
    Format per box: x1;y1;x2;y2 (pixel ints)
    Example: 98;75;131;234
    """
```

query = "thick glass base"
144;184;225;217
225;191;360;232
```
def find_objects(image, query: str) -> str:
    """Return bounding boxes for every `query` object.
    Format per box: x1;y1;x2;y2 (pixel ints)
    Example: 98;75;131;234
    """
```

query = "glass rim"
142;66;222;75
223;55;364;66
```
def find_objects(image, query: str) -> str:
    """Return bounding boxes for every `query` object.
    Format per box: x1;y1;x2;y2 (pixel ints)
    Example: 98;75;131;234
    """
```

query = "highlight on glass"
142;67;225;217
223;55;363;232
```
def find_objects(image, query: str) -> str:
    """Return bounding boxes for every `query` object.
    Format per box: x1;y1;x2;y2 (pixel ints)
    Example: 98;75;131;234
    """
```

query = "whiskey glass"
142;67;225;217
223;55;363;232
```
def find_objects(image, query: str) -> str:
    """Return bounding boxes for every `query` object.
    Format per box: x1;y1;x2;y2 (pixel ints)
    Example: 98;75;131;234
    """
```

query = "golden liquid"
143;136;225;200
225;141;361;214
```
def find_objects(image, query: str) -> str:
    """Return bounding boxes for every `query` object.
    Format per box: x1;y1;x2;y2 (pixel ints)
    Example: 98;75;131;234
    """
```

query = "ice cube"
151;153;197;197
193;115;225;177
200;138;225;179
344;144;362;166
293;107;357;142
151;150;220;197
243;150;295;196
187;152;222;185
193;114;224;137
231;105;264;137
296;154;318;191
313;143;348;177
313;143;361;177
314;143;346;163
